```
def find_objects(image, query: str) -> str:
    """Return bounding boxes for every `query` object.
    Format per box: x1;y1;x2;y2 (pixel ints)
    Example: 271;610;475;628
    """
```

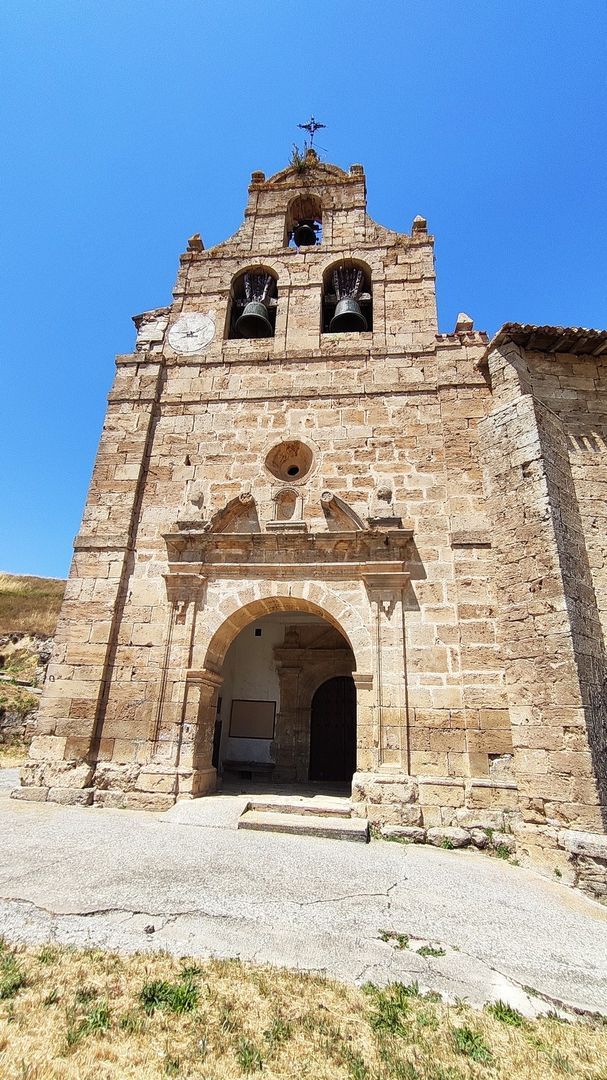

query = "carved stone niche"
266;487;307;533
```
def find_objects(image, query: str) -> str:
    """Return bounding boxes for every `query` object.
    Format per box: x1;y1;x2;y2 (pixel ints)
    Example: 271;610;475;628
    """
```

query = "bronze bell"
293;220;317;246
236;301;273;338
329;297;367;333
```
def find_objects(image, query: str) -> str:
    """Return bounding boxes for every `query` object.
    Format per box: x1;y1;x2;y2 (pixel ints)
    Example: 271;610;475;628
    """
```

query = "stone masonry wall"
18;153;606;896
479;342;607;895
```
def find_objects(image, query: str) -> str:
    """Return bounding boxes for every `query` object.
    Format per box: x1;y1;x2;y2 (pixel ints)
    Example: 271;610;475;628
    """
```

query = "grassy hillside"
0;573;65;636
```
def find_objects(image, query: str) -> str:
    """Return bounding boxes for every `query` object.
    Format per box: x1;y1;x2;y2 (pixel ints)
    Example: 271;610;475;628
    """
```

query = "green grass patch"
486;999;525;1026
379;929;410;950
416;944;446;958
452;1024;493;1063
235;1037;264;1072
139;975;199;1015
0;944;26;1000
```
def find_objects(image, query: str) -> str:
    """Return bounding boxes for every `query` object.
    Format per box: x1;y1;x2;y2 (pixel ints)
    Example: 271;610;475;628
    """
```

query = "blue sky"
1;0;606;578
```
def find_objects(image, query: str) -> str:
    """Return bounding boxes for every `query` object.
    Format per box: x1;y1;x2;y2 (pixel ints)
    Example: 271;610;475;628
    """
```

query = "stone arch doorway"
212;610;355;785
309;676;357;783
185;593;369;796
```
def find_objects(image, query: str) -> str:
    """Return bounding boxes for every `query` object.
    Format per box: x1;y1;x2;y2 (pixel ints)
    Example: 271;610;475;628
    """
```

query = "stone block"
93;789;127;809
381;825;426;844
467;781;518;810
23;760;94;789
27;735;67;761
418;780;465;808
122;792;175;812
427;826;471;848
48;787;94;806
560;830;607;860
573;856;607;902
351;771;417;806
469;828;489;849
455;808;505;831
94;762;141;791
490;830;516;853
136;768;177;794
10;786;49;802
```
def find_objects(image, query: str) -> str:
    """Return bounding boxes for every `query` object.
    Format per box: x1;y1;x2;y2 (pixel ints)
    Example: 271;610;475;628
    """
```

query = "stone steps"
238;806;369;842
245;797;352;819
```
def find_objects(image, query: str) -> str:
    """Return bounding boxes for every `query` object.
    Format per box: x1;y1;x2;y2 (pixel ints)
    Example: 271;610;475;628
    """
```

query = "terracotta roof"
477;322;607;367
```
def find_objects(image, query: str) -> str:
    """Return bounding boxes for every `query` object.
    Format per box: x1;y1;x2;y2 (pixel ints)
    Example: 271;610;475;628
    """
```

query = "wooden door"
309;676;356;782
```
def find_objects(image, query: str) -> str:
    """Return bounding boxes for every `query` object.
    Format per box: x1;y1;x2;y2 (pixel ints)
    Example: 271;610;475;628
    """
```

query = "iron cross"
298;115;326;147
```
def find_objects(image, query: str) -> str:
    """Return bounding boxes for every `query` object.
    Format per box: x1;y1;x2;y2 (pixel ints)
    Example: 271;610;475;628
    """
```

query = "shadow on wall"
537;402;607;828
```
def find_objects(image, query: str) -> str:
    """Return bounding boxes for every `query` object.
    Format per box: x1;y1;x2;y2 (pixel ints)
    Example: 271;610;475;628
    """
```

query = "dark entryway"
309;675;356;782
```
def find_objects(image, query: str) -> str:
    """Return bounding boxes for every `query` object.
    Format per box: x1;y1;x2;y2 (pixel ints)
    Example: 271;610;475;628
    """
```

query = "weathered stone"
575;857;607;902
122;792;175;812
367;802;422;827
455;809;505;831
21;760;93;790
490;831;516;854
427;826;471;848
93;789;127;809
48;787;94;806
10;149;607;895
10;785;49;802
469;828;490;849
135;769;177;795
93;763;141;792
381;825;426;843
561;830;607;861
352;772;417;806
419;782;465;809
27;735;66;761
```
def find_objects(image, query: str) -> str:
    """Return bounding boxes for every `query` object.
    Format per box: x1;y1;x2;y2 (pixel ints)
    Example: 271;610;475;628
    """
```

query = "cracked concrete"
0;776;606;1017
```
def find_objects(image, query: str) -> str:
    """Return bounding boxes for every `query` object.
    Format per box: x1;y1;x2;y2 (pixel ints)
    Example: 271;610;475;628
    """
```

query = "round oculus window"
265;440;314;482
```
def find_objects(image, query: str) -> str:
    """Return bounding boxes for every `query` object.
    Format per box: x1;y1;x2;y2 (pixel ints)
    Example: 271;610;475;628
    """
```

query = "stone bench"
222;759;276;782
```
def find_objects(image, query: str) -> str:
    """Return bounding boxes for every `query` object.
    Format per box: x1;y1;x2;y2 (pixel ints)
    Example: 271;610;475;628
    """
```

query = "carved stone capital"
352;672;373;690
186;669;223;692
163;572;207;604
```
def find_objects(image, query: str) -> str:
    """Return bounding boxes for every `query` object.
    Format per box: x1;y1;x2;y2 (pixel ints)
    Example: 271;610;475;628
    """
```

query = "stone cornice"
164;528;414;582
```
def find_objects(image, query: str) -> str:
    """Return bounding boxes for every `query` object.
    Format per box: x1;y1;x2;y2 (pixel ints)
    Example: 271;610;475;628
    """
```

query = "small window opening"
228;269;277;339
322;262;372;333
286;194;323;248
265;440;314;482
254;627;262;637
184;455;191;467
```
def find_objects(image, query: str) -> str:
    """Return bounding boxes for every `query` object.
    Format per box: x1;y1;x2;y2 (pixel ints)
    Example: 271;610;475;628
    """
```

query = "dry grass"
0;735;29;767
0;573;65;636
0;942;605;1080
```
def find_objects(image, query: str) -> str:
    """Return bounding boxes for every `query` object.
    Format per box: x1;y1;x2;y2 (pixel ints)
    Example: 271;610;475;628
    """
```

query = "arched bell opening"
322;260;373;333
227;267;278;339
285;194;323;248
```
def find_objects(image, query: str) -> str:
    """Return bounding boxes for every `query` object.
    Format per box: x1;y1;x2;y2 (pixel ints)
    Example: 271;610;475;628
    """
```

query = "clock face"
168;312;215;354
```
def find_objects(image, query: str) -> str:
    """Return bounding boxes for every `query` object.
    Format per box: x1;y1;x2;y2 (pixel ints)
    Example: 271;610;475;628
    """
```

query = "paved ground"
1;770;606;1017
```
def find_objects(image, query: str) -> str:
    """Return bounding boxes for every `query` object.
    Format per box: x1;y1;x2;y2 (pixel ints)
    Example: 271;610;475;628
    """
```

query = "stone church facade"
17;150;607;895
